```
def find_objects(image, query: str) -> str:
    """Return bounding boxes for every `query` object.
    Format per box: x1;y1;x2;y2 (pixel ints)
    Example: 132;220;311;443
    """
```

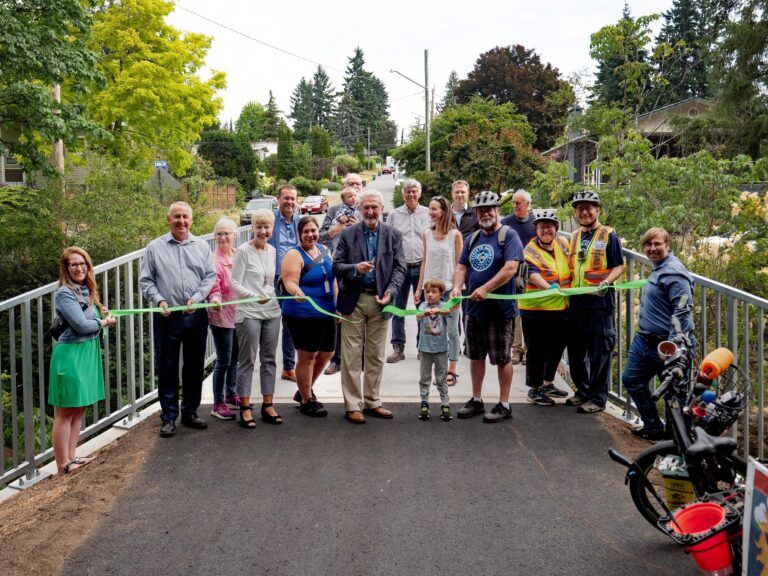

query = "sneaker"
293;390;317;403
440;405;453;421
577;401;604;414
419;402;430;420
159;420;176;437
631;426;666;441
565;395;586;407
541;383;569;398
224;395;241;409
324;361;340;375
527;387;555;407
386;345;405;363
483;402;512;423
211;403;236;420
457;398;485;419
299;399;328;418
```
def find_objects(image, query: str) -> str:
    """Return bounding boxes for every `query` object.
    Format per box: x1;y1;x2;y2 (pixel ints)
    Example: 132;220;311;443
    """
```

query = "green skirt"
48;337;106;408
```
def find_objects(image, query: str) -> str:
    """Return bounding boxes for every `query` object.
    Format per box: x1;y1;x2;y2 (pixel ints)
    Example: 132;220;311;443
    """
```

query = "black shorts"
465;316;514;365
284;316;337;353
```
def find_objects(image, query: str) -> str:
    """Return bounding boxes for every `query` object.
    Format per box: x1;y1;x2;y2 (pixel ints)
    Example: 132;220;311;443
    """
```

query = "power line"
175;3;344;73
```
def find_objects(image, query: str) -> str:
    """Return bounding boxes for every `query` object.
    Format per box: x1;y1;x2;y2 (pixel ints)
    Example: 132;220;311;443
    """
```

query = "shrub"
325;182;341;191
289;176;315;196
333;154;362;175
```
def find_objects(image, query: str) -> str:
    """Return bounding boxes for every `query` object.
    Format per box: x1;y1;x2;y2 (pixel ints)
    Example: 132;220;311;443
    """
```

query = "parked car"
381;165;393;174
240;196;277;225
300;195;329;214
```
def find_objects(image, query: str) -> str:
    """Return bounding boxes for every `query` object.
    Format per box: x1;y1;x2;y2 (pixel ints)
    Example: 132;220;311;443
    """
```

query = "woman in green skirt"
49;247;116;475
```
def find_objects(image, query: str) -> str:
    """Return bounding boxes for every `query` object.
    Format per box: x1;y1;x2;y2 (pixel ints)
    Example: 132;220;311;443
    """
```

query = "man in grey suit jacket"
332;190;406;424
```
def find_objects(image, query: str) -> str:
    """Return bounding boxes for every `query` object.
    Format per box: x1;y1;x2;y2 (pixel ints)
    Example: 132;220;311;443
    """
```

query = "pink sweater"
207;247;237;328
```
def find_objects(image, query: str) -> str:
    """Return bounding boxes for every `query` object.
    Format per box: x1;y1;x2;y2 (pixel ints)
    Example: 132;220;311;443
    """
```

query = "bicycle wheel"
628;440;682;530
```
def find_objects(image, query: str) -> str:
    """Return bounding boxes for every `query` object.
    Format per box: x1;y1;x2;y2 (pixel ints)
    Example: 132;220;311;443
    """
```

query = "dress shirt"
276;212;298;271
452;204;468;227
363;225;379;285
386;204;430;264
139;232;216;307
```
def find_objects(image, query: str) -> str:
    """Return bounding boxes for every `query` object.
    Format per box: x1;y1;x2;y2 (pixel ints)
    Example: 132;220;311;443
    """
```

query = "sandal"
261;403;284;425
70;456;95;467
446;372;460;387
239;405;257;429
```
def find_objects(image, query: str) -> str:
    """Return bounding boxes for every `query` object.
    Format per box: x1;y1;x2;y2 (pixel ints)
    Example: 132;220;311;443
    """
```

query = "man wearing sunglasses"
566;189;624;414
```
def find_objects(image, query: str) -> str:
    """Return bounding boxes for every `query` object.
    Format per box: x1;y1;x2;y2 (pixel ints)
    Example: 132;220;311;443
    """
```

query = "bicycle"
609;317;751;574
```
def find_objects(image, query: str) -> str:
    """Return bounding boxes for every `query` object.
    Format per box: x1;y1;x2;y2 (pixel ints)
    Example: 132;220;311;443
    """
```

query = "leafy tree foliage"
276;125;295;180
393;99;542;193
197;127;257;191
236;102;267;141
333;47;394;153
86;0;225;174
310;66;336;130
290;77;315;141
0;0;105;172
438;70;460;112
453;45;574;151
262;91;285;140
309;125;332;179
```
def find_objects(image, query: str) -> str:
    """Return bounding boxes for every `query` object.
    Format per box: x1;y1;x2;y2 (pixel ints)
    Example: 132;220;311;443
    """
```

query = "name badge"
324;280;331;294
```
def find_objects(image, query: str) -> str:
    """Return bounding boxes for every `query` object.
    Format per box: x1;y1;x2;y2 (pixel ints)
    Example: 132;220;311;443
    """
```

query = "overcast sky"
167;0;674;137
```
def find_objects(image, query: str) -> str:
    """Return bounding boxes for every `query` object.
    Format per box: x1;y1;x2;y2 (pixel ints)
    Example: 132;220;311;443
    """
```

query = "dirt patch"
0;418;158;576
597;411;657;461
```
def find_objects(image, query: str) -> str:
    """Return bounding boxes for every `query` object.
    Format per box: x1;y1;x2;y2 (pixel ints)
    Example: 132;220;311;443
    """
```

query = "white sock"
501;402;510;409
473;397;483;403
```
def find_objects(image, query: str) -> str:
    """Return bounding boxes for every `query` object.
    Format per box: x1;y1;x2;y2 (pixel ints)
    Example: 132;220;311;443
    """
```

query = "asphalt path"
62;404;696;576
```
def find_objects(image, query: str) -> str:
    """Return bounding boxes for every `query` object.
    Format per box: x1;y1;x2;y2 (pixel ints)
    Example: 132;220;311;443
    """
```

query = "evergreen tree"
290;77;315;141
263;91;284;140
653;0;710;106
276;124;295;180
311;66;336;130
309;125;332;179
438;70;460;112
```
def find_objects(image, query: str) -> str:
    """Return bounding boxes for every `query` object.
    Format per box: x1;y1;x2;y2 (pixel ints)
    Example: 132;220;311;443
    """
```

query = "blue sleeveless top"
281;247;336;318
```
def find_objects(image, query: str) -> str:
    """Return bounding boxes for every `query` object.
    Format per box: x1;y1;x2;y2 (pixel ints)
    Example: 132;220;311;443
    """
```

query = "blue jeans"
391;265;421;347
210;325;238;403
567;307;615;408
276;275;296;371
621;333;665;431
153;310;208;422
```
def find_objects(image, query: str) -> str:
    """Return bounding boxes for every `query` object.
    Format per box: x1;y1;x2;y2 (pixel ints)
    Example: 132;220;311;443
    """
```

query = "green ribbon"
382;279;648;318
111;295;355;323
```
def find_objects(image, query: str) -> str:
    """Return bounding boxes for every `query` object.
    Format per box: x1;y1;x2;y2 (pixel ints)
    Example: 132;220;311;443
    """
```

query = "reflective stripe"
521;237;571;311
569;225;613;287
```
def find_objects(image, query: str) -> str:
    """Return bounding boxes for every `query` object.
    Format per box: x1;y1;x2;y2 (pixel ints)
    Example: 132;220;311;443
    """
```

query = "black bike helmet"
473;190;500;209
571;188;601;207
532;208;560;229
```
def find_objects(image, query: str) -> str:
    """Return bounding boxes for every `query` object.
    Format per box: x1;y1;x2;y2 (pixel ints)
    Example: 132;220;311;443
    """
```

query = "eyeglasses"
68;262;88;270
215;231;234;237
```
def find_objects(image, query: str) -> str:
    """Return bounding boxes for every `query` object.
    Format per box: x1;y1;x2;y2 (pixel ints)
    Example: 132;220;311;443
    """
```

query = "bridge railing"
0;227;252;489
613;248;766;459
2;233;765;487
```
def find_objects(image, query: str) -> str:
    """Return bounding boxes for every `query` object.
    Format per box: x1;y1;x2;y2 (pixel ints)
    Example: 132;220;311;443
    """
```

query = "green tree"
0;0;105;173
438;70;460;112
276;125;295;180
290;77;315;141
311;66;336;130
86;0;225;174
393;98;541;193
235;102;267;141
453;45;575;151
309;125;332;179
197;127;257;191
292;142;313;180
262;91;285;139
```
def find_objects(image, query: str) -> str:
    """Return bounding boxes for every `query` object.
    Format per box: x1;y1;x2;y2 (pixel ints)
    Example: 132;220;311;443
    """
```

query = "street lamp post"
390;49;430;172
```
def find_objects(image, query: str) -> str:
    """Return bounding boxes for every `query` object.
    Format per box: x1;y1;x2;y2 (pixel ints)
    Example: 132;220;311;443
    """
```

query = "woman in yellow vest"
520;209;572;406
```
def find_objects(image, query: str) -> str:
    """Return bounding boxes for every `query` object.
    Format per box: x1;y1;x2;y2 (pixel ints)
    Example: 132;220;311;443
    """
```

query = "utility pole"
424;49;430;172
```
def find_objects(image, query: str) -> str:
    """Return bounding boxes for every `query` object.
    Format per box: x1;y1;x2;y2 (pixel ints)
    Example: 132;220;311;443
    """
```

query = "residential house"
251;140;278;161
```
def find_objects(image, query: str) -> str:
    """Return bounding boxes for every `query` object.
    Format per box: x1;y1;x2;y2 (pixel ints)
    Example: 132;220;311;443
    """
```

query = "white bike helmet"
473;190;500;208
571;188;601;206
533;208;560;229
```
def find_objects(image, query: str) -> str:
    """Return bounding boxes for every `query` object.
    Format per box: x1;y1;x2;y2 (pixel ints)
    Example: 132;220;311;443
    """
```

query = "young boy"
416;279;452;421
332;188;361;227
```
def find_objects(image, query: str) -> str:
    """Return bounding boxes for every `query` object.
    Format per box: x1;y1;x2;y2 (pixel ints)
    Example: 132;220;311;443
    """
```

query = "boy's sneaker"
457;398;485;419
527;387;555;407
483;403;512;423
419;402;430;420
224;395;241;409
440;405;453;421
211;403;236;420
540;382;569;398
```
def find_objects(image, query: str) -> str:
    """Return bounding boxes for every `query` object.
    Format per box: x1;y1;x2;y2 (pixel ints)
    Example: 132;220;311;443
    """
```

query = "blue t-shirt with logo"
459;227;524;320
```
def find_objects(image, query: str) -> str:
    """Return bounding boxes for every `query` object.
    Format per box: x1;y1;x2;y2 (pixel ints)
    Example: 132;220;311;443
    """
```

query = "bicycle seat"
686;426;737;459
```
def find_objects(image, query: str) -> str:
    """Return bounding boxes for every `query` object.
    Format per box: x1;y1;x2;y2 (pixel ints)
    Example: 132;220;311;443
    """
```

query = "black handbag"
49;315;68;340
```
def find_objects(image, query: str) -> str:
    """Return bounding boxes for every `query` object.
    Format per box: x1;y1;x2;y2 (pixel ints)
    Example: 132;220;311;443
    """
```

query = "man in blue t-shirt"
450;191;524;423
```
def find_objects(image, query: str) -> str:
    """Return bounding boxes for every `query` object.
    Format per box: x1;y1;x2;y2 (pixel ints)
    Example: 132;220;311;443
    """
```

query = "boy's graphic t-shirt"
417;301;449;353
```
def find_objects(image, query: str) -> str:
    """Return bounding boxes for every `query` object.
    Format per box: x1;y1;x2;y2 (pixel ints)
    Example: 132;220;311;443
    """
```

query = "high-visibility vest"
520;237;571;312
569;225;614;287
